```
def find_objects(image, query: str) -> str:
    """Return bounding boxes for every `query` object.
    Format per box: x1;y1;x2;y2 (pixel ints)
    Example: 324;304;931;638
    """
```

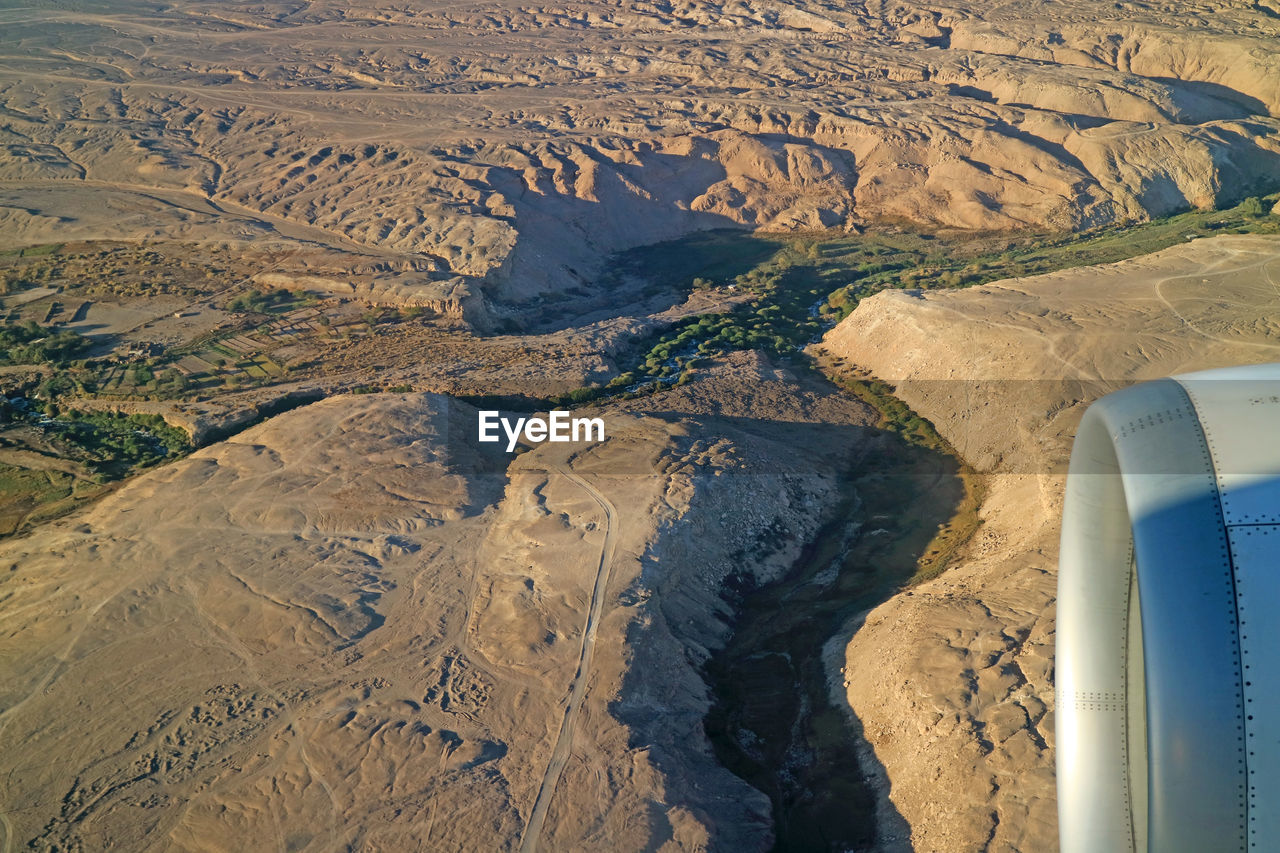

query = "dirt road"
518;465;619;853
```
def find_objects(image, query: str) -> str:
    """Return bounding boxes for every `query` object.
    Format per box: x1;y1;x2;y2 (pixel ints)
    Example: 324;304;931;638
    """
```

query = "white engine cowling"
1058;363;1280;853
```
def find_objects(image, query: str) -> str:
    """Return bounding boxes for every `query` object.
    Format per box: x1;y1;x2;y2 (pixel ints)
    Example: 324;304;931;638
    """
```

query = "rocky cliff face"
821;232;1280;851
3;0;1280;311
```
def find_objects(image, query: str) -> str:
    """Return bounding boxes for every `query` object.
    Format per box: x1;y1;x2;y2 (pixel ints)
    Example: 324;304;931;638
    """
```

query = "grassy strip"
837;375;950;454
0;464;72;527
821;194;1280;320
0;463;108;537
0;243;62;259
913;469;985;584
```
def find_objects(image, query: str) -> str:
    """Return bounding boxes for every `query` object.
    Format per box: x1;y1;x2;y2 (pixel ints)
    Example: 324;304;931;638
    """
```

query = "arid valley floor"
3;1;1280;851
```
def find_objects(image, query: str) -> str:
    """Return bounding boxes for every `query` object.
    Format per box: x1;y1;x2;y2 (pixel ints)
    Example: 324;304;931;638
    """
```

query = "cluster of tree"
623;299;812;389
0;321;89;366
56;409;191;475
1241;196;1268;217
598;241;835;393
226;288;298;314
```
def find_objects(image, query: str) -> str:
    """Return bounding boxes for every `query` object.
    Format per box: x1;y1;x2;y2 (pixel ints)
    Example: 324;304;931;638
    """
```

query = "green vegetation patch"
561;238;829;404
821;195;1280;320
837;375;950;453
0;243;63;259
0;463;103;537
226;288;311;314
52;410;192;477
0;321;90;366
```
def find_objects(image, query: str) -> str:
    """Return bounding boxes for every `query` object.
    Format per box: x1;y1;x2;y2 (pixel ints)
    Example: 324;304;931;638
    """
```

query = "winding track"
518;465;618;853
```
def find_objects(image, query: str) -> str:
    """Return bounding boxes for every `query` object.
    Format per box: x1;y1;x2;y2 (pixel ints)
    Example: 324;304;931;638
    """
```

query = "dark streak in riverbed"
703;430;965;851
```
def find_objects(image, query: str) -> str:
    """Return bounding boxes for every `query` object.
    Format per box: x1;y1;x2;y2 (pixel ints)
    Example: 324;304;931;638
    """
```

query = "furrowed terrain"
4;0;1280;851
3;0;1280;316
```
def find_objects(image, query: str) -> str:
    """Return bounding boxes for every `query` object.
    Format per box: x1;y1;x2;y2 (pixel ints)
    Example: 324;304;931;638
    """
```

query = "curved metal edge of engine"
1057;375;1249;853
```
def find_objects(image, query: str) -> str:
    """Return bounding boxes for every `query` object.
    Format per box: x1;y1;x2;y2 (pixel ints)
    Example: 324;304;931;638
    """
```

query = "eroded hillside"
0;361;878;851
3;0;1280;313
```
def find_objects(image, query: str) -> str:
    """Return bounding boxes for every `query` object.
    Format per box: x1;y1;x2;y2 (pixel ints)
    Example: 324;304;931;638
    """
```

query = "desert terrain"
3;0;1280;851
0;363;886;851
4;0;1280;314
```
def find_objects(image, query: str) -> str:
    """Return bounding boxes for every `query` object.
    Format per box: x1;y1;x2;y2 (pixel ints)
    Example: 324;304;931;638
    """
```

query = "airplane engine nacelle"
1057;364;1280;852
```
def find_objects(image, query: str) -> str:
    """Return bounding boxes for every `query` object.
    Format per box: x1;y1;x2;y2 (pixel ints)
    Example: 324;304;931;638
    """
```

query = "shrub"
0;322;90;366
